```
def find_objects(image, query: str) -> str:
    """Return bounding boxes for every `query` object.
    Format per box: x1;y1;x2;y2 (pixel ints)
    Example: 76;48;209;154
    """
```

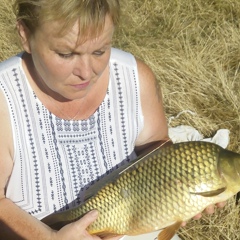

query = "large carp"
42;141;240;240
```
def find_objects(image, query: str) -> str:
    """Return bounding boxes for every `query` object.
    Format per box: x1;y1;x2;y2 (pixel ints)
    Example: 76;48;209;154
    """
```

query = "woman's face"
20;15;115;101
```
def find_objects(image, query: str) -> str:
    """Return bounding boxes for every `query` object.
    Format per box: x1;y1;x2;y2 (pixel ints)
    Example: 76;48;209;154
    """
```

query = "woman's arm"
134;58;226;221
0;91;119;240
134;58;169;154
0;90;55;239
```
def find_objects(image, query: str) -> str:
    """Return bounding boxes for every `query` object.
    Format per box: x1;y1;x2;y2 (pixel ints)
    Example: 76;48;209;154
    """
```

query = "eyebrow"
57;38;112;49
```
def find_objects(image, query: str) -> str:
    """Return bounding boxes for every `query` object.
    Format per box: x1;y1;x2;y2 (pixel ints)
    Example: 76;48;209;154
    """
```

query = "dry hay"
0;0;19;60
115;1;240;239
178;196;240;240
114;0;240;152
179;176;240;236
0;0;240;239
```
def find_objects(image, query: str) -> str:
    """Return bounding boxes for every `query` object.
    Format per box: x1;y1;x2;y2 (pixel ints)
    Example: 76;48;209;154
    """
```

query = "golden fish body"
42;141;240;239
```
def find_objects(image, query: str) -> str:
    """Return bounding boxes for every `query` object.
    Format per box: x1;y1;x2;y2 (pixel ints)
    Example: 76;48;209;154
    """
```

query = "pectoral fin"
191;187;226;197
157;221;182;240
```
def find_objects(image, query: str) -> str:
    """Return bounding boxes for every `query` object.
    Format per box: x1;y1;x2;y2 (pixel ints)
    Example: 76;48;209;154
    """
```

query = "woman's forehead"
39;14;114;39
37;15;114;49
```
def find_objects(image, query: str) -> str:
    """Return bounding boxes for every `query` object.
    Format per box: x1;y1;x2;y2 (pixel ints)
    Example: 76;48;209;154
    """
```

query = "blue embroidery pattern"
2;49;142;219
13;68;42;214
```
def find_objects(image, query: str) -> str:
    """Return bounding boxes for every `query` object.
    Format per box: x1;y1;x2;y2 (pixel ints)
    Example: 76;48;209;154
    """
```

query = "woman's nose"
73;55;92;80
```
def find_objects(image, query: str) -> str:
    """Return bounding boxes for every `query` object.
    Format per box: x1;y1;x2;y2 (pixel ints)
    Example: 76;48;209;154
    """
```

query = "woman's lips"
71;81;90;90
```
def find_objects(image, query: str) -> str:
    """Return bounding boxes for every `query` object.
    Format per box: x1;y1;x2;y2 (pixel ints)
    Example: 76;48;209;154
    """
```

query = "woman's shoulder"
0;53;23;73
110;48;154;78
110;48;136;66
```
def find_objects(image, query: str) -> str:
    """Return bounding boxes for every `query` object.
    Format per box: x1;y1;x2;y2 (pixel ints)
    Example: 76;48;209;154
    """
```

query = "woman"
0;0;225;239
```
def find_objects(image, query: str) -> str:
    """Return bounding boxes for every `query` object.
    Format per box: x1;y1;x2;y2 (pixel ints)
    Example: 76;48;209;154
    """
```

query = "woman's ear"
16;20;32;53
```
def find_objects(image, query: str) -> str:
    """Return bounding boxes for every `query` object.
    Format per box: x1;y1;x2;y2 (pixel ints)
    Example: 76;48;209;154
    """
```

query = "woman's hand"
193;201;227;220
52;210;123;240
181;201;227;227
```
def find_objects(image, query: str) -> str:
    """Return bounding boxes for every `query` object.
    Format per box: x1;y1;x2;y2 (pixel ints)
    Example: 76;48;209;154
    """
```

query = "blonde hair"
14;0;120;37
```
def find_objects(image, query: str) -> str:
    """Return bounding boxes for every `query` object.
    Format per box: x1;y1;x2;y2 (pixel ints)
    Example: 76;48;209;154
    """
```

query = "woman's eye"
58;53;73;58
93;51;105;56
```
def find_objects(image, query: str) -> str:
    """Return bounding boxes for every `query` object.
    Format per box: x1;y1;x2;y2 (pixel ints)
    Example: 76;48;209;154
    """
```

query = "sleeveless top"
0;48;144;220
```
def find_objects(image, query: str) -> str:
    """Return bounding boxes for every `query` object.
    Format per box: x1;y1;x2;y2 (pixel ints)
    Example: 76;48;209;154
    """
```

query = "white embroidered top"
0;48;144;220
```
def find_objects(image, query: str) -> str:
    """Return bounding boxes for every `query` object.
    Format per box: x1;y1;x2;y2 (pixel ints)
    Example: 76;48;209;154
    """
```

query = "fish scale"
42;141;240;240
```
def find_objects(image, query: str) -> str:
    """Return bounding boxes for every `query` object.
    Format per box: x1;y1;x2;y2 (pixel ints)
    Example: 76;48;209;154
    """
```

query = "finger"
216;201;227;208
110;236;124;240
75;210;99;231
103;236;124;240
56;210;99;240
181;222;187;227
92;235;102;240
192;213;202;220
204;205;215;214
